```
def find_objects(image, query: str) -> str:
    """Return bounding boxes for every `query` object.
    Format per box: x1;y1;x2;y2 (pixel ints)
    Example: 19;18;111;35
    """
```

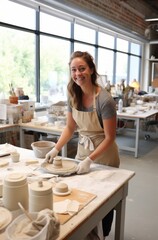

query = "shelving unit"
149;41;158;86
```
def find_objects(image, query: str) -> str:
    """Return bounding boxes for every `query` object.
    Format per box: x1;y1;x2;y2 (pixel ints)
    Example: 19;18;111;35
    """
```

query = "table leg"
114;184;128;240
20;128;25;148
135;118;140;158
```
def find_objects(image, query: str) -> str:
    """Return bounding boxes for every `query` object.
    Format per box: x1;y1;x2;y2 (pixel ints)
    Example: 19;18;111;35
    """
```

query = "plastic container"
118;99;123;113
31;141;55;158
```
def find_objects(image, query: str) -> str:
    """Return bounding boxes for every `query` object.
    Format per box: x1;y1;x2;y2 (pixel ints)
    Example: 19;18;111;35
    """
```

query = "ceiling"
140;0;158;40
144;0;158;13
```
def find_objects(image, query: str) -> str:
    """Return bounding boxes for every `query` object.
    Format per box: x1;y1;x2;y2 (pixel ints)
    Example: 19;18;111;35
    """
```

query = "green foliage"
0;28;35;97
0;28;69;100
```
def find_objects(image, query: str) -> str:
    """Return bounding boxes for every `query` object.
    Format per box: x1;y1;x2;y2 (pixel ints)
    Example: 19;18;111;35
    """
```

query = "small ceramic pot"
10;152;20;162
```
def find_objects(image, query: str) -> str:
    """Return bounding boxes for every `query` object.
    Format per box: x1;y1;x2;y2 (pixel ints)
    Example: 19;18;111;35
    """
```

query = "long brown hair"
67;51;99;109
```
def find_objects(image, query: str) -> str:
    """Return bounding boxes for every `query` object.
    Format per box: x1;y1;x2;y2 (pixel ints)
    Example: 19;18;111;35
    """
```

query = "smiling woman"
45;51;120;239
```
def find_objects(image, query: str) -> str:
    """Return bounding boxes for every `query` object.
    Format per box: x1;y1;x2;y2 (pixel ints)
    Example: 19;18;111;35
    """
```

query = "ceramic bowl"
31;141;55;158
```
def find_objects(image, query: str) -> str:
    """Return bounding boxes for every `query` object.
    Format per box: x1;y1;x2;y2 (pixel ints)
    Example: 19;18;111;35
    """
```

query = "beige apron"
72;94;120;168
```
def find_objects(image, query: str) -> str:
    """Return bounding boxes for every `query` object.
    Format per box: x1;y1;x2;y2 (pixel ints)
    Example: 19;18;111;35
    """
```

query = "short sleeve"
67;97;72;112
96;89;116;119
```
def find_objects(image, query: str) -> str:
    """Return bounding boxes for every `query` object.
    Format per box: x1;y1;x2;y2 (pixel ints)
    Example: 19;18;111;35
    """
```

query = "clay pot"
9;96;18;104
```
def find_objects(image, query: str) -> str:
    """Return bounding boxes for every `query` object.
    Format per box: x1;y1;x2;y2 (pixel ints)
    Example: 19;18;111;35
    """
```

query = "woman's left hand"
76;157;93;174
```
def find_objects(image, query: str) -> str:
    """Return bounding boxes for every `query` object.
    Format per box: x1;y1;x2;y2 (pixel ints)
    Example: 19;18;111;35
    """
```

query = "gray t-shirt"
67;88;116;128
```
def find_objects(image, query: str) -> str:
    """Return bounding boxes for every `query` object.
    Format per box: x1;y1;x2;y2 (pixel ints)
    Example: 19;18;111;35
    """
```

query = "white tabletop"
19;122;64;132
0;145;135;240
117;107;158;119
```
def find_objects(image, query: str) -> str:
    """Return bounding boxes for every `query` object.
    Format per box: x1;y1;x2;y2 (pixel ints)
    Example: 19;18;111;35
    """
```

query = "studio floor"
108;133;158;240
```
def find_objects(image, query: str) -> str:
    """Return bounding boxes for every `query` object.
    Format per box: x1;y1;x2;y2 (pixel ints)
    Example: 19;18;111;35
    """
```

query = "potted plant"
9;83;18;104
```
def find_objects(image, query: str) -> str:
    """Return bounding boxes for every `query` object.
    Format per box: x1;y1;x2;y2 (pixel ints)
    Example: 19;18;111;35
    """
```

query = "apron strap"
79;133;104;151
79;135;94;151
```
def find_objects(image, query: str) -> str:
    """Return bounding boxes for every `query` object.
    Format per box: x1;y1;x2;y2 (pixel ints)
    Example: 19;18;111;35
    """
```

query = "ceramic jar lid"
29;180;52;196
4;173;27;187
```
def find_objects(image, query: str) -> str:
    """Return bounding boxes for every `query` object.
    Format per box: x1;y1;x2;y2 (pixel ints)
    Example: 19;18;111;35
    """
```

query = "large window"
74;23;96;44
0;27;35;99
98;32;114;49
115;52;128;84
117;38;129;52
40;13;71;38
74;43;95;58
131;42;141;55
0;0;35;29
97;48;114;84
129;56;140;83
40;36;70;103
0;0;142;103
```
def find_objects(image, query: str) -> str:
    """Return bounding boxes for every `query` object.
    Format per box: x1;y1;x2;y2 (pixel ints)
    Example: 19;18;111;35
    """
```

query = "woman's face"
70;57;93;88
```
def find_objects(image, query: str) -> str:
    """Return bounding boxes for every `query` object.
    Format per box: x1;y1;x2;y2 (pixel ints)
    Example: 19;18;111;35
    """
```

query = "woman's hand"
77;157;93;174
45;147;59;163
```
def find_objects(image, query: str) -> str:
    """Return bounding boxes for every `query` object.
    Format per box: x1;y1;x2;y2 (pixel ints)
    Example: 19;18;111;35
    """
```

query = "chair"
144;114;158;140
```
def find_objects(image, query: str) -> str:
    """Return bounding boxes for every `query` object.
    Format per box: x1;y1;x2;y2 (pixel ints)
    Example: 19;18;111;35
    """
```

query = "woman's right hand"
45;147;59;163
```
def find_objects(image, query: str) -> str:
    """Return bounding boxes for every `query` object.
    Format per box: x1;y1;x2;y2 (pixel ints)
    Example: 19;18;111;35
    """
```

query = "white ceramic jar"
29;180;53;212
3;173;28;211
10;151;20;163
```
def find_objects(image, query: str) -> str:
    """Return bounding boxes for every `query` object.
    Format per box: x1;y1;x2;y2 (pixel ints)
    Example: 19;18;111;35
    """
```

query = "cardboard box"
24;132;35;149
152;78;158;88
18;100;35;111
18;100;35;122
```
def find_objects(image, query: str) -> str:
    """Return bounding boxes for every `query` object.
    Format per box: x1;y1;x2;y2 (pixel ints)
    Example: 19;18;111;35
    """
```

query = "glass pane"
98;48;114;85
74;43;95;59
74;24;96;44
115;52;128;84
117;38;128;52
0;0;36;29
40;36;70;104
129;56;140;84
0;27;35;100
130;42;141;55
98;32;114;49
40;13;71;38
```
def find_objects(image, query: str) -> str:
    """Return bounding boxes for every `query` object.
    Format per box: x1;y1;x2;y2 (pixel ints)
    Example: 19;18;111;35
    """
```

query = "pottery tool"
18;202;41;231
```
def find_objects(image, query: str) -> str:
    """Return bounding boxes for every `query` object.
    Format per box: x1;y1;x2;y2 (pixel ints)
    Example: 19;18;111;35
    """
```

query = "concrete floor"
67;130;158;240
108;134;158;240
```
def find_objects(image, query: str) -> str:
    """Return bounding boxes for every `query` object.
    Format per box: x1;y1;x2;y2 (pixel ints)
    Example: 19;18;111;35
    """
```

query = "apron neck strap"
93;91;97;110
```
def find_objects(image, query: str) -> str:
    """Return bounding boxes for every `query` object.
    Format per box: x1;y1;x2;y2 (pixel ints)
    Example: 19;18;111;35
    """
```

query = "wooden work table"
0;146;135;240
0;123;19;131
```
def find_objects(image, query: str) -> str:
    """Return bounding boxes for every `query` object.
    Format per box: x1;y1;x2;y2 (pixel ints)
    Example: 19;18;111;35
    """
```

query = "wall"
53;0;158;91
57;0;157;39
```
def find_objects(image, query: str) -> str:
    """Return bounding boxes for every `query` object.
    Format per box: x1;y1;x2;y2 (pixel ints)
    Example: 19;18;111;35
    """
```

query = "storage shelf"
149;59;158;61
